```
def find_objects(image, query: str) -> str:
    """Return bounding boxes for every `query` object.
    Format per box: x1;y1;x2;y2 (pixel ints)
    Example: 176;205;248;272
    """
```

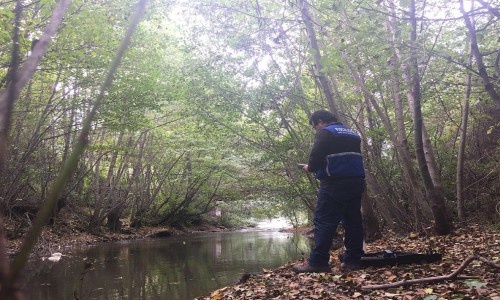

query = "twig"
362;255;499;290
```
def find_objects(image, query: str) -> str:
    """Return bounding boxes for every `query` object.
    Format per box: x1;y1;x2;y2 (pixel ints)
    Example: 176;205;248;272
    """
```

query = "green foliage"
2;0;499;235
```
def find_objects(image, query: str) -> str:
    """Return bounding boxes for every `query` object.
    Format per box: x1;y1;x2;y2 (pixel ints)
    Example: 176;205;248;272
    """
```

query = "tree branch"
476;0;500;18
362;255;500;290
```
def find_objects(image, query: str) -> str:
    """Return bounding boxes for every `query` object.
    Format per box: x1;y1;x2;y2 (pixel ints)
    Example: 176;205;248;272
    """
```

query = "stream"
22;230;310;299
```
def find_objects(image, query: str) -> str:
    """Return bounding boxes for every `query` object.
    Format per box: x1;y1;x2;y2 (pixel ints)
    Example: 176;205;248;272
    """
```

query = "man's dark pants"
308;177;365;267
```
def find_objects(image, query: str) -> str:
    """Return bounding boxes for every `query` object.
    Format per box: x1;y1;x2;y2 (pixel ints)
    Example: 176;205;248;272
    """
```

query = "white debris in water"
45;252;63;262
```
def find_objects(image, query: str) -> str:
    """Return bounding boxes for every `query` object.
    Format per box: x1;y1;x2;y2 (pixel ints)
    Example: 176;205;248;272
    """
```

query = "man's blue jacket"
308;123;365;184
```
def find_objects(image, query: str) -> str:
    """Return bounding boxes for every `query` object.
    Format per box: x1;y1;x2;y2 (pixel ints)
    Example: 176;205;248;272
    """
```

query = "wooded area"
0;0;498;297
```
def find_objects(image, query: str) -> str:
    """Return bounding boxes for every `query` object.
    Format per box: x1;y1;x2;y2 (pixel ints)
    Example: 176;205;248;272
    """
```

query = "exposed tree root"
362;255;499;290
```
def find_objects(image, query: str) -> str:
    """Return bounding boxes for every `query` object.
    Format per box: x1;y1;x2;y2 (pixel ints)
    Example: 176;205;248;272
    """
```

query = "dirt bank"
5;221;226;260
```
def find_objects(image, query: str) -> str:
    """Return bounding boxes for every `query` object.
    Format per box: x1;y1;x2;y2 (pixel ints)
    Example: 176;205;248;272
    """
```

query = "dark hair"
309;110;338;126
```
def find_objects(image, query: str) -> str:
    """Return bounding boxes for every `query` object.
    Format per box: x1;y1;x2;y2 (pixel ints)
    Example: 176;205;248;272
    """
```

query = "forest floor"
196;224;499;300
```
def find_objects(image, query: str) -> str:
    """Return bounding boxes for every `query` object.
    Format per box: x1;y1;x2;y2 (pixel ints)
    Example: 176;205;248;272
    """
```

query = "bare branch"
0;0;71;132
476;0;500;18
460;0;500;106
362;255;500;290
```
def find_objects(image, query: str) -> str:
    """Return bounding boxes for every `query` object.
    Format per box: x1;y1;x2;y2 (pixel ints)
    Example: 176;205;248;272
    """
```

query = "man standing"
292;110;366;273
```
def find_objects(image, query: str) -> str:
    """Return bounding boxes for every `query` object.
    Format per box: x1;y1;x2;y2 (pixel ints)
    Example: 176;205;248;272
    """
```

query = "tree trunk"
421;126;445;200
356;103;382;239
88;131;107;232
385;7;435;229
105;131;138;232
326;30;434;225
61;88;77;164
130;132;148;227
356;103;410;231
298;0;341;118
361;192;382;242
460;0;500;107
457;35;474;222
407;0;451;235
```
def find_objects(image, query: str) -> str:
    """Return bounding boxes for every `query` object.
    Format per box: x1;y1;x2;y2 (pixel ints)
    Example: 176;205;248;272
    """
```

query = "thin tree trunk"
61;88;77;164
361;77;383;159
88;131;107;231
356;105;410;231
105;131;125;232
298;0;340;118
357;104;381;239
385;6;435;229
407;0;451;235
457;16;475;221
0;1;71;297
130;132;148;227
361;192;382;242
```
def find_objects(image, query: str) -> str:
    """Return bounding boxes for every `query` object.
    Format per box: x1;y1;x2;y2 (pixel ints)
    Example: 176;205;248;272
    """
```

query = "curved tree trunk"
460;0;500;107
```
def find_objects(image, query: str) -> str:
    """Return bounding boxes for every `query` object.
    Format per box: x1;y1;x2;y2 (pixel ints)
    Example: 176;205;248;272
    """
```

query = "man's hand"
297;164;309;172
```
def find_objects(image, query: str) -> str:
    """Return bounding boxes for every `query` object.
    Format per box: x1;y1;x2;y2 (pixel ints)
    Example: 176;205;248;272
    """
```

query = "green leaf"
486;123;498;135
464;279;487;288
0;8;15;18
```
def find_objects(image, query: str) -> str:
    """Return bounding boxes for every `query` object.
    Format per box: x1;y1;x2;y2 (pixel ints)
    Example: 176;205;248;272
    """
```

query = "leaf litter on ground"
196;224;499;300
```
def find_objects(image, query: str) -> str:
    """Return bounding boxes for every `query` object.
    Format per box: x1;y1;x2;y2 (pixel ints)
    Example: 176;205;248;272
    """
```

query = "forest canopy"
0;0;498;241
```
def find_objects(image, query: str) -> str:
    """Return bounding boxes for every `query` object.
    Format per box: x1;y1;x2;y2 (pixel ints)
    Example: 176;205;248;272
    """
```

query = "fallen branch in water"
362;255;500;290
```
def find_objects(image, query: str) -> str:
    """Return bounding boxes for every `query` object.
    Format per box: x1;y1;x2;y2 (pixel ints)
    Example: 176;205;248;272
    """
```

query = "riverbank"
4;213;296;260
4;219;228;260
196;224;499;300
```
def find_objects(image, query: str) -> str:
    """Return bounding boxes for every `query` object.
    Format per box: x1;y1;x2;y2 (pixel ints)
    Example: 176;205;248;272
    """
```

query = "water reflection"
22;231;309;300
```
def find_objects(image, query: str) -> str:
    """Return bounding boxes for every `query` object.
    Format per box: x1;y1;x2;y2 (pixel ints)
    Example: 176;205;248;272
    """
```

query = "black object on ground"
339;250;442;268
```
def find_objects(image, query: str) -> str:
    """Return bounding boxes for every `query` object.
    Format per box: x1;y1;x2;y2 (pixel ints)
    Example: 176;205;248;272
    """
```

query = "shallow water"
22;230;310;300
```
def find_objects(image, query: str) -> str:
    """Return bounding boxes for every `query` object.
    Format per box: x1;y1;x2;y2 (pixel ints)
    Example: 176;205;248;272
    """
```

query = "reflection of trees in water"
23;232;309;299
217;232;308;265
